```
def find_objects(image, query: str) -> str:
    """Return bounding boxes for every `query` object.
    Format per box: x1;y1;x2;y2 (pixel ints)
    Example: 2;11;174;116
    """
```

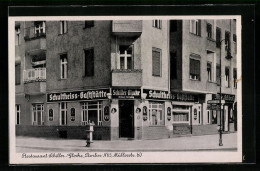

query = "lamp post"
218;38;232;146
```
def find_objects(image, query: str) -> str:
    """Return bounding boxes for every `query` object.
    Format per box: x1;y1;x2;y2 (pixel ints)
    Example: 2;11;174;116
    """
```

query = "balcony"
112;69;142;87
24;26;46;54
112;20;142;36
24;68;46;95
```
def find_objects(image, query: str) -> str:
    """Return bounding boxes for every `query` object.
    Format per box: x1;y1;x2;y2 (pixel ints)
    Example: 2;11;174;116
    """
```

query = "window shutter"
152;50;161;76
15;64;21;85
85;49;94;76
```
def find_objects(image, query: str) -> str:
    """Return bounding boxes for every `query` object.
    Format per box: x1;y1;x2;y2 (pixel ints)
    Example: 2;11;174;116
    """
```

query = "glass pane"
120;57;125;69
127;57;132;69
88;110;98;125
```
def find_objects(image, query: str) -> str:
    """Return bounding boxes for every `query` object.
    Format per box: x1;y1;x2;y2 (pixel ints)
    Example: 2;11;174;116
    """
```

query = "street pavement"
16;133;237;153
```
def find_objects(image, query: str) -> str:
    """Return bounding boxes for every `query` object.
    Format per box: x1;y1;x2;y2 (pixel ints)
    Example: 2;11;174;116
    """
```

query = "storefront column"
134;100;142;140
110;99;119;140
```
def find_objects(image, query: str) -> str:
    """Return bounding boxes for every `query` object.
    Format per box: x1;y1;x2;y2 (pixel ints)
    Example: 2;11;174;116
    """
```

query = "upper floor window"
233;68;237;89
152;48;162;77
190;19;201;36
119;45;133;70
233;34;237;54
225;31;231;51
60;21;67;34
216;64;221;85
225;67;230;88
34;21;45;36
84;48;94;76
15;25;21;45
170;51;177;79
84;21;94;28
170;20;178;32
207;62;212;81
15;63;21;85
189;57;200;81
15;104;21;125
216;27;221;48
207;23;213;39
152;20;162;29
60;53;68;79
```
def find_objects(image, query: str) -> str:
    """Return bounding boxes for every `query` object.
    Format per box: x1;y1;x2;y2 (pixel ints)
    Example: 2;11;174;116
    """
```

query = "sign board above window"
47;89;110;102
143;89;199;102
112;88;141;99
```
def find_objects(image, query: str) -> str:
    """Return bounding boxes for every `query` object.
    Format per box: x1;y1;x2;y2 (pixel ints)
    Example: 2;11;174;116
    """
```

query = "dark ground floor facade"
15;87;237;140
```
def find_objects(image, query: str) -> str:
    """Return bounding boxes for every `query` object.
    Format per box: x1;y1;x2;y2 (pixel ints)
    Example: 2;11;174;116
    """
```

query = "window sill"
112;69;142;73
149;125;165;127
152;75;162;77
207;37;216;42
189;32;201;37
58;33;68;36
207;80;217;84
189;78;200;81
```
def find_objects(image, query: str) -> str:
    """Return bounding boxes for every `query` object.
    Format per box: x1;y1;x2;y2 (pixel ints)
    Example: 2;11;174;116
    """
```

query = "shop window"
152;48;161;77
211;110;217;124
216;27;221;48
84;21;94;28
225;67;230;88
229;108;234;123
173;112;189;122
32;104;44;125
15;63;21;85
190;19;201;36
60;53;68;79
119;45;133;70
233;68;237;89
207;23;212;38
34;21;45;37
152;20;162;29
60;102;67;125
15;25;21;45
149;102;164;126
60;21;67;34
49;109;53;121
170;51;177;79
189;58;200;80
15;104;20;125
170;20;177;32
71;108;75;121
84;48;94;76
207;62;212;81
207;111;210;124
82;101;102;126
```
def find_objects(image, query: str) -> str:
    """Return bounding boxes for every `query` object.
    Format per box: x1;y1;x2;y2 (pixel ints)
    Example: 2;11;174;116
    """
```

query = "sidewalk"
16;133;237;153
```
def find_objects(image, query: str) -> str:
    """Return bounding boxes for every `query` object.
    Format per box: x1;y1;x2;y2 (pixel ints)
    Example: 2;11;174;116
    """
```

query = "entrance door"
119;100;134;138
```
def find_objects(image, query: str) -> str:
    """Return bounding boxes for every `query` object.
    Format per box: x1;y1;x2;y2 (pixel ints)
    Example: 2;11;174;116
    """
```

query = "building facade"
15;19;237;140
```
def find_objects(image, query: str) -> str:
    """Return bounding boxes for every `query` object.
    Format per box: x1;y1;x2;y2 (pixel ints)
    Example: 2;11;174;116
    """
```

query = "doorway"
119;100;134;138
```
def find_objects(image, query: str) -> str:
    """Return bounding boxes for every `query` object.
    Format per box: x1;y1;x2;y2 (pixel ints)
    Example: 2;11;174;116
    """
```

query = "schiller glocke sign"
143;89;198;102
47;89;109;102
112;89;141;99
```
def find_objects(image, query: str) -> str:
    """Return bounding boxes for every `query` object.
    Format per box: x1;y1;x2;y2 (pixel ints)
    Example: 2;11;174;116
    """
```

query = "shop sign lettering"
112;89;141;99
143;89;198;102
212;93;235;103
47;89;109;102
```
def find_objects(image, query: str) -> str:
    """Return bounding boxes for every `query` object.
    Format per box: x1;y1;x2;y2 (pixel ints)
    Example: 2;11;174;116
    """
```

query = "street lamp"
218;38;232;146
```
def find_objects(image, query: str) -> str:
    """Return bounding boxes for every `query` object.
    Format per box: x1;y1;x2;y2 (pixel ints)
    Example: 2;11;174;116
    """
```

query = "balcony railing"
24;68;46;83
24;26;46;41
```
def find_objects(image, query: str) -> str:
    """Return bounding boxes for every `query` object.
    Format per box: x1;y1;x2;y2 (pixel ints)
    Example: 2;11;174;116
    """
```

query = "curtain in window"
152;50;161;76
190;59;200;76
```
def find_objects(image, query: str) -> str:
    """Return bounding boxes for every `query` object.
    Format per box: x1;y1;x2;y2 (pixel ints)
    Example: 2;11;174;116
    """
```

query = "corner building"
15;19;237;140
